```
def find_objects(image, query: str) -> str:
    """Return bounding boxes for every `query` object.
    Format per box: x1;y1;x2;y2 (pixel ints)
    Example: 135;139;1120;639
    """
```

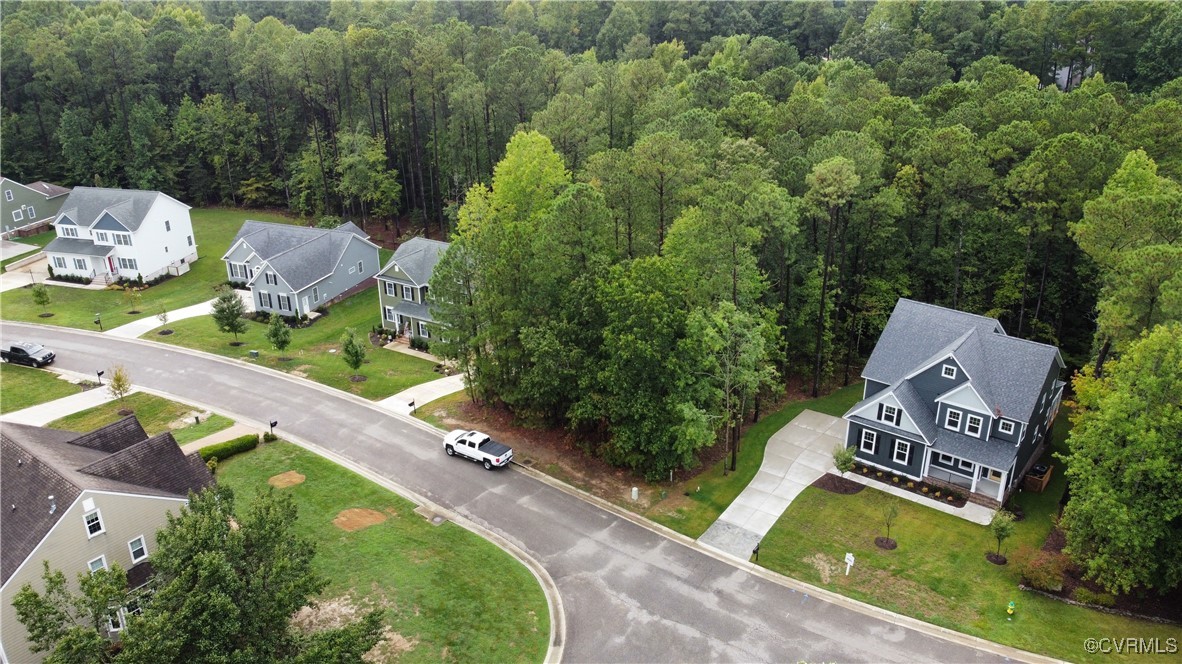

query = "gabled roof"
862;299;1061;424
43;237;115;257
92;211;131;232
931;427;1017;471
228;220;375;293
844;378;937;444
1;417;213;585
54;187;184;233
379;237;450;286
27;181;71;198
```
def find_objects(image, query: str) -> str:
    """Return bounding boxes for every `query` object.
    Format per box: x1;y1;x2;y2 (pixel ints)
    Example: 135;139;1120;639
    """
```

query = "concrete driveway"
699;410;846;559
0;254;48;292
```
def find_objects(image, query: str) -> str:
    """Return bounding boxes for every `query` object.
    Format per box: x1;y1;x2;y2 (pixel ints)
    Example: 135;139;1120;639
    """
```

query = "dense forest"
3;1;1180;477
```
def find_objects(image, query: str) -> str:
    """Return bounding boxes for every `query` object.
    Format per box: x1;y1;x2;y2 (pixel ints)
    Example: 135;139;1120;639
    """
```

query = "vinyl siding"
909;357;967;405
847;422;924;479
292;238;379;311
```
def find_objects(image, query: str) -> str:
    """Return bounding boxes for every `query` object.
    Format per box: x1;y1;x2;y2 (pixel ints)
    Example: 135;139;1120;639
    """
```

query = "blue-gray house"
842;299;1064;507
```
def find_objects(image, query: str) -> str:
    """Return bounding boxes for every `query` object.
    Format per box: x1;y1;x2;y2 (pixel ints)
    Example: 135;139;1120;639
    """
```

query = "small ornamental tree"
123;286;143;313
31;284;51;314
108;365;132;404
156;306;169;330
340;327;366;376
266;314;292;354
881;499;900;541
990;510;1016;560
833;444;856;475
211;286;247;343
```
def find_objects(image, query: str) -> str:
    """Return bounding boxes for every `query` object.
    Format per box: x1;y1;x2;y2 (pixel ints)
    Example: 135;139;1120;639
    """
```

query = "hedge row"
198;433;259;462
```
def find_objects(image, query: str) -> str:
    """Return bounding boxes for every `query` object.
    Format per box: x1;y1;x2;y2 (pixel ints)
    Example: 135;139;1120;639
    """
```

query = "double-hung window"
881;404;900;425
278;294;291;311
384;306;395;322
945;409;962;431
73;258;87;270
128;536;148;563
118;257;138;271
84;509;105;537
312;286;319;303
999;420;1014;435
95;232;109;243
357;260;363;273
893;440;910;464
114;234;132;246
88;556;107;573
60;225;77;237
187;235;193;246
264;272;277;286
384;281;395;296
4;189;12;201
402;284;415;302
418;322;429;338
259;292;272;309
859;429;877;453
52;256;67;269
965;414;983;437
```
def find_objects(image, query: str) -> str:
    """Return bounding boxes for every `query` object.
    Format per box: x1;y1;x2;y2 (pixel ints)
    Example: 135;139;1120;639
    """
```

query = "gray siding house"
375;237;449;339
1;417;213;664
222;220;380;317
1;178;70;236
843;299;1064;508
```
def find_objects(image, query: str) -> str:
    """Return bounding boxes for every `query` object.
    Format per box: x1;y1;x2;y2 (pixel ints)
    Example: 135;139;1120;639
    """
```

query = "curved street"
2;322;1030;663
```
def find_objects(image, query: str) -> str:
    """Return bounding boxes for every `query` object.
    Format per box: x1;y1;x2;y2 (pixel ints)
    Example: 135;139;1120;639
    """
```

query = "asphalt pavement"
0;322;1050;663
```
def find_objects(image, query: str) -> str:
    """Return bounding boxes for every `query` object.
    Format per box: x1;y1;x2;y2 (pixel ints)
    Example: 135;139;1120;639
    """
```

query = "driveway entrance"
698;410;846;559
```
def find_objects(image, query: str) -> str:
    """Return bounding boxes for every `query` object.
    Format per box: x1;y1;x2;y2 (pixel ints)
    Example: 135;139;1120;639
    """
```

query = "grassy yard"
647;383;865;537
1;229;55;272
151;286;440;399
0;208;296;328
217;441;549;663
46;391;234;445
757;417;1182;662
0;363;83;413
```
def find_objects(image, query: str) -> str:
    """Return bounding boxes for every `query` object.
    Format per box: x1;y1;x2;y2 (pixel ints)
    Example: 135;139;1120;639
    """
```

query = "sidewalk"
0;385;141;426
382;338;440;363
180;423;260;455
105;290;255;338
840;471;996;525
376;373;465;416
698;410;844;559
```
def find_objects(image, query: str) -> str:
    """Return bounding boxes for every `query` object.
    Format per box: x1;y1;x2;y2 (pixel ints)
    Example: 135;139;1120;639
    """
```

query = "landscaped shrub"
49;273;92;285
263;431;278;442
198;433;259;463
1073;588;1116;607
409;335;430;351
1016;547;1068;592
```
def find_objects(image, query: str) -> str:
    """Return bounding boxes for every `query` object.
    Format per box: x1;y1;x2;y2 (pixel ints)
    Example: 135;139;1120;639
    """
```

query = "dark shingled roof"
44;237;115;257
1;418;213;585
27;181;71;198
55;187;177;233
931;427;1018;471
392;298;433;323
227;220;373;293
379;237;450;286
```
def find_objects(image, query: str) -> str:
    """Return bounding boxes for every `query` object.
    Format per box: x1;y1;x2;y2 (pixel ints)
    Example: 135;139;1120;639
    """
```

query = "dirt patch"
334;508;387;531
229;341;245;347
168;410;212;430
986;552;1007;565
813;474;865;495
157;329;174;335
117;408;135;416
38;312;54;318
269;470;306;488
291;594;416;662
804;553;836;584
290;364;313;378
349;375;367;382
874;537;898;550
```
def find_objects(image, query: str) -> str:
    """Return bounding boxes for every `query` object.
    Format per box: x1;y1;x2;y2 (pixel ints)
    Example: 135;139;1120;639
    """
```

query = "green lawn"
151;286;441;400
0;208;296;328
757;417;1182;663
0;363;83;413
647;383;865;537
217;441;549;663
1;230;55;272
46;391;234;444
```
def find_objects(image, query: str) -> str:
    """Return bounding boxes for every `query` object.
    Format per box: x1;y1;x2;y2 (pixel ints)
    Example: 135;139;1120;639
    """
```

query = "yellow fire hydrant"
1007;601;1016;619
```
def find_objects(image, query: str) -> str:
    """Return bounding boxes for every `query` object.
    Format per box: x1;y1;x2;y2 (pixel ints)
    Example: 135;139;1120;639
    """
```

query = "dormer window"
965;414;983;437
941;364;957;379
945;409;962;431
877;403;901;426
999;420;1014;435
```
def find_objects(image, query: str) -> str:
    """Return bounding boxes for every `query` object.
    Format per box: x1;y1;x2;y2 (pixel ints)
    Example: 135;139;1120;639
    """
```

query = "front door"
302;296;309;313
107;255;115;274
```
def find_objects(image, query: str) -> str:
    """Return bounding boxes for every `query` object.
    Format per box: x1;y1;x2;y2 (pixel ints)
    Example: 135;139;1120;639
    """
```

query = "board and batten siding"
0;490;189;664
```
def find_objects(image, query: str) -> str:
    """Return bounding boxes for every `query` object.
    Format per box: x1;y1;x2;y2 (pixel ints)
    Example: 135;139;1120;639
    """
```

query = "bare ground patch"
289;365;313;378
334;508;387;531
804;552;836;584
167;410;211;430
268;470;306;488
291;594;416;663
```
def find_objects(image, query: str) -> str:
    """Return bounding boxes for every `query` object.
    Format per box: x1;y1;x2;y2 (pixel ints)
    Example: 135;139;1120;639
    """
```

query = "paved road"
2;323;1027;663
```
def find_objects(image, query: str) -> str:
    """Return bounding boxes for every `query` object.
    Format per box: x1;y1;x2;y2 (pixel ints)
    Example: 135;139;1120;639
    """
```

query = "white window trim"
312;286;319;303
418;322;429;338
384;281;395;296
402;284;415;301
357;260;363;273
859;429;877;453
73;258;87;270
128;535;148;563
88;555;108;573
999;420;1014;435
108;610;124;633
52;256;67;269
965;414;983;436
84;508;105;538
4;189;12;201
95;232;109;243
945;409;962;431
278;294;291;311
882;404;898;425
937;452;955;465
958;459;975;471
893;439;910;464
942;364;957;379
384;306;395;322
27;205;34;218
13;209;23;222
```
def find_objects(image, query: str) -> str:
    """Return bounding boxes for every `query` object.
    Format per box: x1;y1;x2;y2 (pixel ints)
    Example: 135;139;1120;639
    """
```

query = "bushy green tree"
266;313;292;354
211;286;248;343
339;327;366;375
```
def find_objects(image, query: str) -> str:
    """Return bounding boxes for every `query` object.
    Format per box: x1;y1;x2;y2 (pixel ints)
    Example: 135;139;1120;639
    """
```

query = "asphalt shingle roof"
55;187;167;233
28;181;71;197
380;237;450;286
931;428;1018;471
1;418;213;585
392;299;433;322
44;237;115;257
230;220;372;293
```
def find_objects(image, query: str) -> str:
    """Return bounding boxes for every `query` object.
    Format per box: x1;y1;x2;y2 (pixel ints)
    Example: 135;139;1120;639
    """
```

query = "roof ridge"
4;436;80;493
899;298;1005;328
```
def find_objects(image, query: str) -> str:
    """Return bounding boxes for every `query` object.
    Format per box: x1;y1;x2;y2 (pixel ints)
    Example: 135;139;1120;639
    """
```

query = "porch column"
920;447;931;478
969;464;979;494
997;470;1007;503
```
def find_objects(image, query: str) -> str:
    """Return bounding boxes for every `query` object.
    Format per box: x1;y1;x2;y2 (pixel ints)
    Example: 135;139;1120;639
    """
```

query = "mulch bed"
37;312;53;317
852;463;969;508
349;375;367;382
117;409;134;416
986;552;1007;565
875;537;897;550
229;341;245;347
1032;526;1182;623
157;329;173;335
813;473;865;495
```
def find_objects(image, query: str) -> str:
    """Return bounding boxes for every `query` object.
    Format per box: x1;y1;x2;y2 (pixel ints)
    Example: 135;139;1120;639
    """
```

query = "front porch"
924;449;1010;508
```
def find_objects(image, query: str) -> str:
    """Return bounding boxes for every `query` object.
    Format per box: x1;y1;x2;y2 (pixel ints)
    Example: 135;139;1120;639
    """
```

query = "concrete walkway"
0;384;141;426
105;291;255;338
698;410;845;559
179;423;260;455
0;239;38;260
376;373;466;416
382;339;440;363
840;470;996;525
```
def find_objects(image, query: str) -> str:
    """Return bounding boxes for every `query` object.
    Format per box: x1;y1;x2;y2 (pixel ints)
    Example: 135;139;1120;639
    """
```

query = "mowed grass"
757;417;1182;663
217;442;549;664
0;363;82;413
0;208;296;328
46;391;234;444
150;286;440;399
647;383;865;537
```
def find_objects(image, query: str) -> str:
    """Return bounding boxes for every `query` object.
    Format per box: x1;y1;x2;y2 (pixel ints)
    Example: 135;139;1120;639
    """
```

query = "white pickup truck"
443;429;513;470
